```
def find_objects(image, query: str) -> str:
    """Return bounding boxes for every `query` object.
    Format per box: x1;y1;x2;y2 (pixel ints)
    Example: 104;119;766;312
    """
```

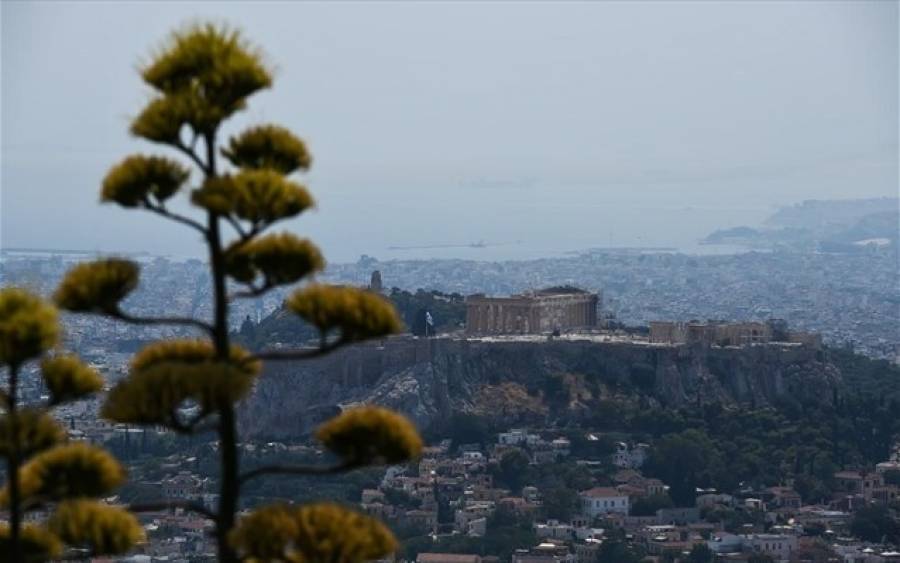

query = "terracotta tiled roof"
581;487;626;498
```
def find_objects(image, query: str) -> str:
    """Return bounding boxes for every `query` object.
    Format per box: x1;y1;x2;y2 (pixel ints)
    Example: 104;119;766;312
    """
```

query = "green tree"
630;493;675;516
543;374;569;405
567;431;617;460
883;469;900;486
494;449;532;492
53;24;422;562
388;288;466;336
445;413;491;449
596;538;645;563
643;429;722;506
542;486;579;522
686;543;714;563
849;504;900;544
0;289;142;560
383;487;422;509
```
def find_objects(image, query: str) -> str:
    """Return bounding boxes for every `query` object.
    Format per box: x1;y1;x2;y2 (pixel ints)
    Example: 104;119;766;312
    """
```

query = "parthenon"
465;286;599;335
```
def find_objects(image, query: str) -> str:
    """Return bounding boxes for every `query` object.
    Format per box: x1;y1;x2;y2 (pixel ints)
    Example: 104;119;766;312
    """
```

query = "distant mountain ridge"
764;197;898;230
704;198;899;251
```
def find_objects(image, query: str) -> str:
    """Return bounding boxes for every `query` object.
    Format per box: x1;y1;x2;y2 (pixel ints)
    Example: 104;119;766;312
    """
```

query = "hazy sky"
2;1;897;261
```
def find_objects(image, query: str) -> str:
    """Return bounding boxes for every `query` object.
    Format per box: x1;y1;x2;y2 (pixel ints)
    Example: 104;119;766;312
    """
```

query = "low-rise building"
533;520;575;541
161;471;205;501
743;533;798;561
580;487;629;518
767;486;802;510
707;532;743;556
834;470;884;495
612;443;649;469
656;507;700;525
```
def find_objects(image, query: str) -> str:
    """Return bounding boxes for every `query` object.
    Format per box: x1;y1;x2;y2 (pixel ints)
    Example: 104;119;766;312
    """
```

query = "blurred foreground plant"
54;23;421;562
0;289;142;561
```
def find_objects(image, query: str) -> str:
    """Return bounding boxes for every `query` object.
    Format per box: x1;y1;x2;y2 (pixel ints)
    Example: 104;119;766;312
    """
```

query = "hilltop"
241;335;852;439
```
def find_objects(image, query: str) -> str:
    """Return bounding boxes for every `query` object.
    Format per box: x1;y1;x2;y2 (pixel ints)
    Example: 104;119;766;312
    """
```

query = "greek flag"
425;311;434;326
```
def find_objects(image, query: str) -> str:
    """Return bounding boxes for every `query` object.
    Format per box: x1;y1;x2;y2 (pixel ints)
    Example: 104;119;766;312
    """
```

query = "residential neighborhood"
1;252;898;561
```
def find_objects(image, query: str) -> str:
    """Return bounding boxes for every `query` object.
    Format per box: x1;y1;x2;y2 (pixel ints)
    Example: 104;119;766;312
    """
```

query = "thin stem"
188;130;200;153
7;363;22;562
224;222;266;254
127;500;217;521
238;461;361;487
217;405;239;563
231;281;275;300
144;202;207;235
174;140;210;175
202;128;241;563
224;215;248;239
110;308;215;336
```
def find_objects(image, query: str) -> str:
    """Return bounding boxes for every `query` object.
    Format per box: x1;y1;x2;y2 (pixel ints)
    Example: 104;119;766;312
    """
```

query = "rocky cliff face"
240;337;840;440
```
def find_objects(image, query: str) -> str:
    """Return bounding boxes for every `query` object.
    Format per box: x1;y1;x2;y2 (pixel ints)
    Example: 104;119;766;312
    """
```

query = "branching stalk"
6;363;22;562
110;308;215;336
224;215;248;239
231;281;275;300
195;127;243;563
173;140;211;176
128;500;217;521
144;202;208;235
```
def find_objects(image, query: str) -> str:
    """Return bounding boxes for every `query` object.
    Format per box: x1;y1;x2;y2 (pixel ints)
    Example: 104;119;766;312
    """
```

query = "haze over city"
2;1;896;261
2;2;900;561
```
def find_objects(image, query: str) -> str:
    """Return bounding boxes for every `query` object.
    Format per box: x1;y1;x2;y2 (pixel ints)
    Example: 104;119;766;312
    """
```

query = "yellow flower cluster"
133;24;271;141
54;259;139;314
229;503;398;563
0;523;63;562
286;285;402;343
103;340;259;429
101;154;190;207
0;409;66;461
142;24;271;98
40;355;104;406
103;362;255;428
130;97;188;144
226;233;324;286
130;339;258;375
222;124;312;175
192;170;314;225
315;406;423;466
48;500;144;555
0;288;59;367
133;91;246;144
5;444;125;505
0;289;140;557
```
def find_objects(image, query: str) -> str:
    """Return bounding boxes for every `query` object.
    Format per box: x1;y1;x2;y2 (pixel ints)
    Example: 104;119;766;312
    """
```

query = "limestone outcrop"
240;337;839;439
